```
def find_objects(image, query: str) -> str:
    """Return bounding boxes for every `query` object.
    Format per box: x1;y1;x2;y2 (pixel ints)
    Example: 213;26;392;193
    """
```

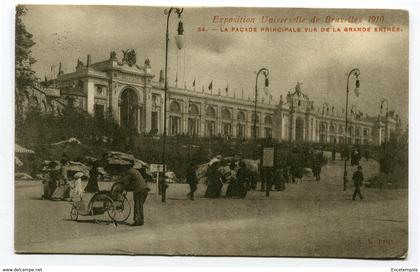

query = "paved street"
15;158;407;258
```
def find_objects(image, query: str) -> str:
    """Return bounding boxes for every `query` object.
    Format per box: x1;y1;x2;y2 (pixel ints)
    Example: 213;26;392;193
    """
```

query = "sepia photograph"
13;5;409;258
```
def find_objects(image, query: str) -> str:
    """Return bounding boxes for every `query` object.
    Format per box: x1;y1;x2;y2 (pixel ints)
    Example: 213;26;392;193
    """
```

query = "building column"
218;107;222;136
200;116;205;137
86;80;95;115
182;99;188;134
291;115;296;141
144;88;152;134
232;108;237;137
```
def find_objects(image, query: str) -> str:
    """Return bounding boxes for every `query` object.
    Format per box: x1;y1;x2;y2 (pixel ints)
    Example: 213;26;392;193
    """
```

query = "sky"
23;5;409;123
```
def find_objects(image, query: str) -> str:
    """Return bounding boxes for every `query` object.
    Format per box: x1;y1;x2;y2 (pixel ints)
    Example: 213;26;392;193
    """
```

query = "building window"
188;118;199;136
152;94;162;106
251;126;260;139
96;86;103;95
320;123;327;143
170;101;181;113
221;108;231;120
251;113;259;123
264;115;273;125
238;111;245;122
206;106;216;118
189;103;199;115
265;127;272;139
222;123;232;137
237;124;245;138
151;111;159;132
205;120;216;137
170;116;181;136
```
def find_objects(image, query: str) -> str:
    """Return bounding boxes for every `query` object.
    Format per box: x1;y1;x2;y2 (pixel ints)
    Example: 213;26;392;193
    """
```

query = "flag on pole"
192;78;196;87
225;84;229;95
208;80;213;91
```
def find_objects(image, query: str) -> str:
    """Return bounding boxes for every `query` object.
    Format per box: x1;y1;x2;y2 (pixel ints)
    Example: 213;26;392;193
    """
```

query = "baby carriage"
70;182;131;224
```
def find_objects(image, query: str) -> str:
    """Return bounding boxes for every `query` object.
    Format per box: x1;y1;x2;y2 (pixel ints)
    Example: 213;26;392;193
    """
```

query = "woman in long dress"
225;162;238;197
236;161;249;198
204;162;223;198
85;162;99;193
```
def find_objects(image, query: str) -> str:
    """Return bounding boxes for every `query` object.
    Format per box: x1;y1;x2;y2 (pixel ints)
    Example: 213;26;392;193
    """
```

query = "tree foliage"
15;5;37;91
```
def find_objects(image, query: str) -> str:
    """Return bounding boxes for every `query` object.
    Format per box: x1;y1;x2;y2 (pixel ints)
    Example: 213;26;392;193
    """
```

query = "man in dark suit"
352;165;364;201
122;161;149;226
186;162;198;200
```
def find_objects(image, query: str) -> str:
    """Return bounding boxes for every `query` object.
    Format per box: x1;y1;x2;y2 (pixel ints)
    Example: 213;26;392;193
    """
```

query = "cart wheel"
114;195;131;223
70;206;78;221
104;196;116;221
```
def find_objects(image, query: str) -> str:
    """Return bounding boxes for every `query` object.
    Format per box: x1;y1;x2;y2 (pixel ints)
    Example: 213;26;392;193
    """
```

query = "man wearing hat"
352;165;365;201
122;160;150;226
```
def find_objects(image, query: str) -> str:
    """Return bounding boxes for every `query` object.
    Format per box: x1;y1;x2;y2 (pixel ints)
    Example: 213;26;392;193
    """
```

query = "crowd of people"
40;144;371;227
181;147;329;200
42;157;101;201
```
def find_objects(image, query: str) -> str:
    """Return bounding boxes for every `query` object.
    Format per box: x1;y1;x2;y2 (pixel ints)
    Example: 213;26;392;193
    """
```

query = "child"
70;172;84;201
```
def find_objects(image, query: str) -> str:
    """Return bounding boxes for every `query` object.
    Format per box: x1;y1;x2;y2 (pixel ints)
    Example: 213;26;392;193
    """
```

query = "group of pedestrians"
197;160;252;199
42;157;86;201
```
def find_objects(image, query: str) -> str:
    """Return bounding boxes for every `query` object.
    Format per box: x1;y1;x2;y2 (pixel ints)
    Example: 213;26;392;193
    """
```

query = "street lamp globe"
175;20;184;50
354;76;361;96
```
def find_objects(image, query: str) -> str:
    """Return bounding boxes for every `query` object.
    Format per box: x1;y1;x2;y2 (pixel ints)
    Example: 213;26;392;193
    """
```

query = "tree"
15;5;37;114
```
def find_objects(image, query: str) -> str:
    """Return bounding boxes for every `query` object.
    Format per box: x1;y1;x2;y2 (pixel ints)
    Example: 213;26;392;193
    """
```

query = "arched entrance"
120;88;139;131
295;117;304;142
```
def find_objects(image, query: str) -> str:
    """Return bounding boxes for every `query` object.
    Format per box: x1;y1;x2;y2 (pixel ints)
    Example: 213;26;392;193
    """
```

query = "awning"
15;144;35;154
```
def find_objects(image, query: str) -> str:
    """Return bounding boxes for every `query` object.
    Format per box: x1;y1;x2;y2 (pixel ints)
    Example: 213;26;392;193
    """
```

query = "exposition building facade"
24;51;402;146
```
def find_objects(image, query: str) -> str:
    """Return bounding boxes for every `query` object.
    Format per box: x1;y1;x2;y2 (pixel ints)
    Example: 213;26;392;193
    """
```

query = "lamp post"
254;68;269;142
162;7;184;203
380;98;389;144
343;68;360;191
321;102;329;143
